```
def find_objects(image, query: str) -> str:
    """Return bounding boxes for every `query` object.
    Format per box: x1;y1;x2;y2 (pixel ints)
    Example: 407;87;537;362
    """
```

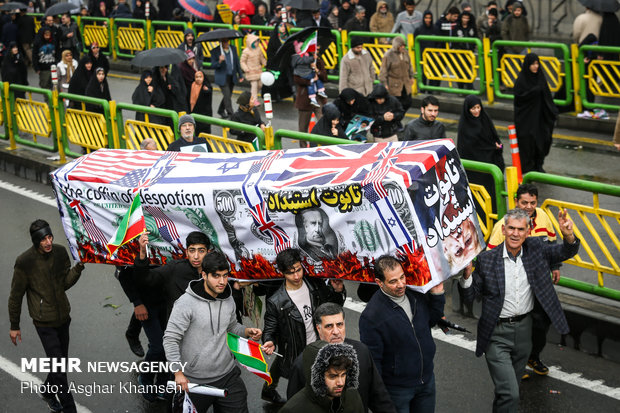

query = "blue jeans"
303;72;324;96
386;373;436;413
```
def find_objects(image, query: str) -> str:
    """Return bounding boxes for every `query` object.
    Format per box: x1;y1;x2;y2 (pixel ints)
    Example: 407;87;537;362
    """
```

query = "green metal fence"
8;84;58;152
523;172;620;301
79;16;112;55
415;35;485;95
491;40;572;106
192;113;266;149
58;93;114;157
113;18;148;58
578;45;620;111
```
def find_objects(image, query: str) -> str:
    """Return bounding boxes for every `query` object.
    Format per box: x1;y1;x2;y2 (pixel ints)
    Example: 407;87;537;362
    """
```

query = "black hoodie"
368;84;404;138
311;103;347;139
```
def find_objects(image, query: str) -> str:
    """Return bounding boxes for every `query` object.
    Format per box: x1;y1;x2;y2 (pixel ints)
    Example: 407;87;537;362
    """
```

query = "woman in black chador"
513;53;558;173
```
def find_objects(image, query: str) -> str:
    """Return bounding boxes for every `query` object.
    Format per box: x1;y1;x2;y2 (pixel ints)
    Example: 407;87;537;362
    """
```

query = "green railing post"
461;159;508;219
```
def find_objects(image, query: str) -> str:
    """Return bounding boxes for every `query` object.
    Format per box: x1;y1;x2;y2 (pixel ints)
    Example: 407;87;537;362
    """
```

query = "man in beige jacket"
339;36;375;96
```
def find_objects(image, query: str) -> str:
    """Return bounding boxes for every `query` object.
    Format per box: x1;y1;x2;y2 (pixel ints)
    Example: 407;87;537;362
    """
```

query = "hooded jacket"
163;280;247;382
402;113;446;141
280;342;364;413
287;338;396;413
368;84;404;138
378;36;414;97
369;1;394;36
311;103;347;139
333;88;372;129
32;28;58;71
132;70;166;121
178;28;204;68
240;34;267;81
501;12;530;53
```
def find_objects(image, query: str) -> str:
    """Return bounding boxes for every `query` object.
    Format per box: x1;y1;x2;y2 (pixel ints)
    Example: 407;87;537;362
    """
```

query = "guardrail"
193;114;266;150
115;103;180;150
8;84;59;153
577;45;620;111
150;20;188;48
80;16;112;56
491;40;572;106
521;172;620;301
58;92;115;157
113;18;148;59
415;35;485;96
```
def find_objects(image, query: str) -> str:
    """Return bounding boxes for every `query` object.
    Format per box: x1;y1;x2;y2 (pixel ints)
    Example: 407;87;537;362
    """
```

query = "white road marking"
0;355;94;413
0;180;56;207
344;297;620;401
3;179;619;402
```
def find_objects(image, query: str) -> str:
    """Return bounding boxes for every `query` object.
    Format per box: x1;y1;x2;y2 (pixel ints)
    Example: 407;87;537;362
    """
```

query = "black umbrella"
578;0;620;12
0;2;28;11
266;26;335;72
131;48;189;67
44;2;77;15
196;29;244;43
285;0;319;10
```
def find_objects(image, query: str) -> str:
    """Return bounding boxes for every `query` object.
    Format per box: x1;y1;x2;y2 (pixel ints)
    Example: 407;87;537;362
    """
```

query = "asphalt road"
1;171;620;412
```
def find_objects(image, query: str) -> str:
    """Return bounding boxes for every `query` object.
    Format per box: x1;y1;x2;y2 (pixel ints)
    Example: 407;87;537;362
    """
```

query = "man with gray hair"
343;5;369;32
461;208;580;412
166;114;207;152
140;138;158;150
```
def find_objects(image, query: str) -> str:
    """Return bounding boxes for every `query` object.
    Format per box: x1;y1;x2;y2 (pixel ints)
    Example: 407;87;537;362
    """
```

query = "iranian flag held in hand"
300;31;317;54
227;333;272;385
107;194;145;257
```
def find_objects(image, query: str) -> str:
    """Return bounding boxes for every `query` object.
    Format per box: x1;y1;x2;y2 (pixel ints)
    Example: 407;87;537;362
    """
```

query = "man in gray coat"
339;36;375;96
164;251;262;412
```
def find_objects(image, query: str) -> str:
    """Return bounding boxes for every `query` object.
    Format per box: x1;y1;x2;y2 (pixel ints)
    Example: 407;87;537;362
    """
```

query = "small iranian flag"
299;31;317;54
227;333;272;385
107;194;145;256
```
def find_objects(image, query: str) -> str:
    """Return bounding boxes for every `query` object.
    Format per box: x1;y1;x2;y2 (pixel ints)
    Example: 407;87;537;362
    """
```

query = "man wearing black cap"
339;36;375;96
166;114;208;151
8;219;86;413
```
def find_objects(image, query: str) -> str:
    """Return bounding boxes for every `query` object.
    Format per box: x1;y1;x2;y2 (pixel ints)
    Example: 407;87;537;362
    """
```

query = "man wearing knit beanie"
9;219;86;413
166;114;208;151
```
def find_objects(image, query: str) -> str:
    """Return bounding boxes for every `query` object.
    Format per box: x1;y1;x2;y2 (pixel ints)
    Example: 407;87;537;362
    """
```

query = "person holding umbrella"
211;37;243;119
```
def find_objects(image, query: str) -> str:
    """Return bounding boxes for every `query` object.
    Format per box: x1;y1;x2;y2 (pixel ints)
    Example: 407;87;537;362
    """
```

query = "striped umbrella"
178;0;213;21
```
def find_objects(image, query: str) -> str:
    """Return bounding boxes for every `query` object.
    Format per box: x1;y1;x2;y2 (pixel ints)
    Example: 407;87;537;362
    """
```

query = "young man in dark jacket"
359;255;445;413
133;230;212;313
369;83;404;142
402;94;447;141
261;248;345;404
280;343;363;413
8;219;86;413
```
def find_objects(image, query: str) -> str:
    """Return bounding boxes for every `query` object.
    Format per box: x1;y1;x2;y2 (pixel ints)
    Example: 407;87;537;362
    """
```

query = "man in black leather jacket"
261;248;345;405
402;95;447;141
